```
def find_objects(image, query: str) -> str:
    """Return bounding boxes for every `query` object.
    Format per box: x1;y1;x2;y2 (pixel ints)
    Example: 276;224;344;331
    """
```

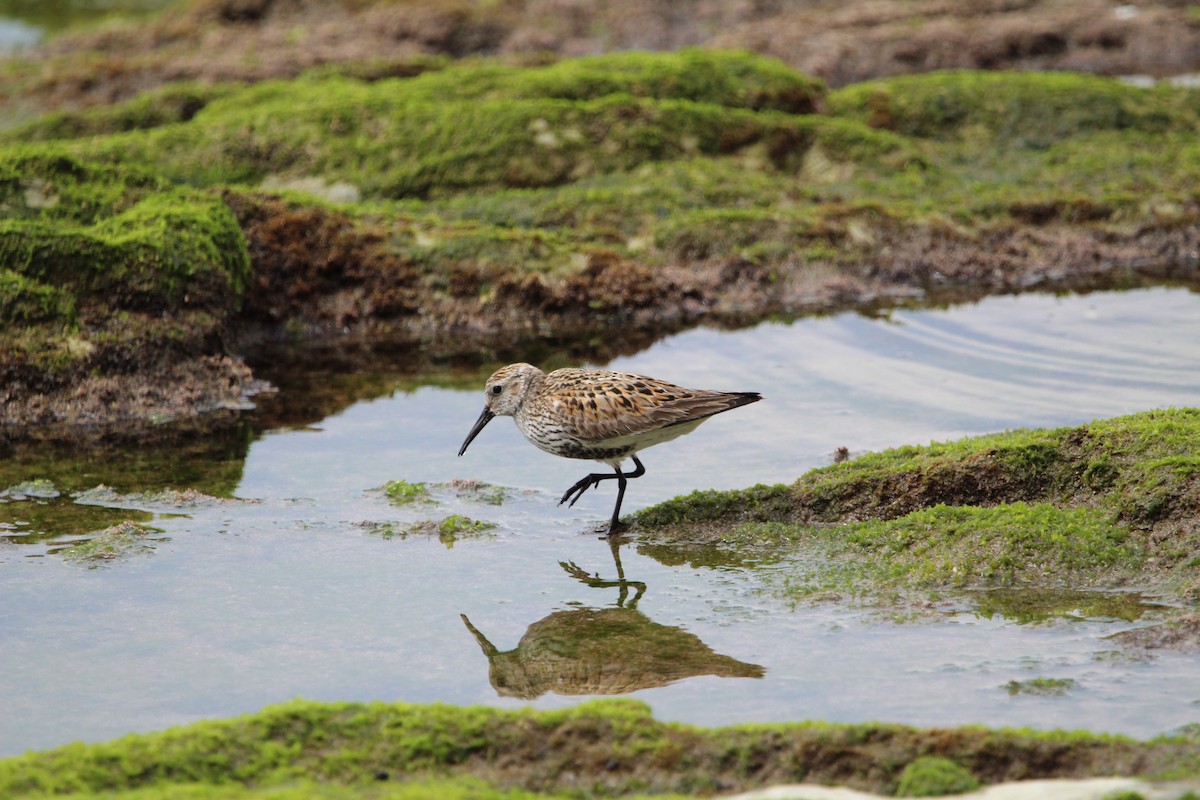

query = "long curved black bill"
458;407;495;456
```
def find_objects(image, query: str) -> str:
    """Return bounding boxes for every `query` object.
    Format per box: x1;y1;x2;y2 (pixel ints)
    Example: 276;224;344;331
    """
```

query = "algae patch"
0;491;154;549
55;520;164;566
377;479;509;506
1003;677;1079;697
381;480;432;505
355;515;497;547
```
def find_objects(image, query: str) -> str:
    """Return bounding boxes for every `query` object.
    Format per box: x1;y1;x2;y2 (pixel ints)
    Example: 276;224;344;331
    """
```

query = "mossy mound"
11;82;240;143
825;70;1200;144
44;63;853;199
8;49;823;143
0;146;252;425
0;698;1196;799
636;409;1200;600
2;50;1199;432
895;756;981;797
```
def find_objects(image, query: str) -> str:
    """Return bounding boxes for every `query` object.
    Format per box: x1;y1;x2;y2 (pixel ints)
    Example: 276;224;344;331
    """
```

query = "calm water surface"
3;287;1200;756
0;0;173;52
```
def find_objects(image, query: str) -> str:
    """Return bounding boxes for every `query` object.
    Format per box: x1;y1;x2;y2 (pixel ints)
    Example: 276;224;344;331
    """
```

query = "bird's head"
458;363;542;456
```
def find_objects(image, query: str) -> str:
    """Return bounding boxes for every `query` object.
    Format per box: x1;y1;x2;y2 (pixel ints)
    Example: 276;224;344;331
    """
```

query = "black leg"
558;456;646;535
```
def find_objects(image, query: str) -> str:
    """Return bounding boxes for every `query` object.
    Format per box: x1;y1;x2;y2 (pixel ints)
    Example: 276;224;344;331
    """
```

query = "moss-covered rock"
895;756;981;797
636;409;1200;601
0;698;1196;798
10;82;239;142
825;71;1199;144
0;146;252;423
77;92;877;200
6;49;823;143
2;51;1199;432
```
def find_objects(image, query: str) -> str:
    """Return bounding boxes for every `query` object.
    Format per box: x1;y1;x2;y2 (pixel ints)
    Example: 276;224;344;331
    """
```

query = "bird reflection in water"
461;537;764;699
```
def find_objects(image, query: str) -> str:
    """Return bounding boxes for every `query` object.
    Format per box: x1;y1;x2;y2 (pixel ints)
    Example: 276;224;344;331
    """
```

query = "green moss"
0;698;1196;799
895;756;980;797
797;408;1200;527
825;71;1198;144
5;60;1196;340
348;47;822;113
751;503;1143;600
638;410;1200;601
9;82;238;142
9;51;875;204
970;588;1156;623
0;269;77;326
841;503;1141;586
820;72;1200;222
88;93;852;199
0;146;162;224
383;481;431;505
0;147;249;307
0;145;251;388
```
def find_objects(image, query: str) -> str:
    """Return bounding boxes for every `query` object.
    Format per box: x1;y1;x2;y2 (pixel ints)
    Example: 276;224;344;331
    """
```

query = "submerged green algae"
55;520;164;566
0;698;1196;799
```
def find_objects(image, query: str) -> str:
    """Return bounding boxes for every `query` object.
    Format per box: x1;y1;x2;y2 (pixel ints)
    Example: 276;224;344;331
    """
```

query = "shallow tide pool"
3;286;1200;756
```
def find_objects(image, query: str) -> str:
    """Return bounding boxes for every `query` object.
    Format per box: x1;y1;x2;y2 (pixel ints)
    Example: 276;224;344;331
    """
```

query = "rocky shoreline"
2;41;1197;438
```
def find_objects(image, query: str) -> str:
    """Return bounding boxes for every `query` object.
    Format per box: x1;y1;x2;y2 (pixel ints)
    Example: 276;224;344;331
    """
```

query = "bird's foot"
559;473;608;508
602;518;632;538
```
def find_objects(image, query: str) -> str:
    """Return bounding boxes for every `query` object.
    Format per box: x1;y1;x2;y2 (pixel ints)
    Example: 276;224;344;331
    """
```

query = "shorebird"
457;363;761;535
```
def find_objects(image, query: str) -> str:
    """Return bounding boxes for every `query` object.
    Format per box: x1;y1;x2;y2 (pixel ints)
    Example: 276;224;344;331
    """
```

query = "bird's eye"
491;385;502;395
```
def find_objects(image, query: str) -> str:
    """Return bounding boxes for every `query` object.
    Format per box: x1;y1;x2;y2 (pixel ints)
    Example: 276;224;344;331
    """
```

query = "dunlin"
457;363;761;535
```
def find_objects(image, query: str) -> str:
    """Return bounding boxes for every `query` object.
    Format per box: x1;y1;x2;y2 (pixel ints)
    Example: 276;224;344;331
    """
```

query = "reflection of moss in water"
0;420;252;496
636;518;804;571
971;588;1158;624
1004;677;1078;697
0;441;249;552
0;496;153;545
55;521;163;566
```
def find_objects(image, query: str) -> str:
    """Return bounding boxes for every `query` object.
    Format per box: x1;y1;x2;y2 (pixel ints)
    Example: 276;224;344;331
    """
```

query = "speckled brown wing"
537;369;759;445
